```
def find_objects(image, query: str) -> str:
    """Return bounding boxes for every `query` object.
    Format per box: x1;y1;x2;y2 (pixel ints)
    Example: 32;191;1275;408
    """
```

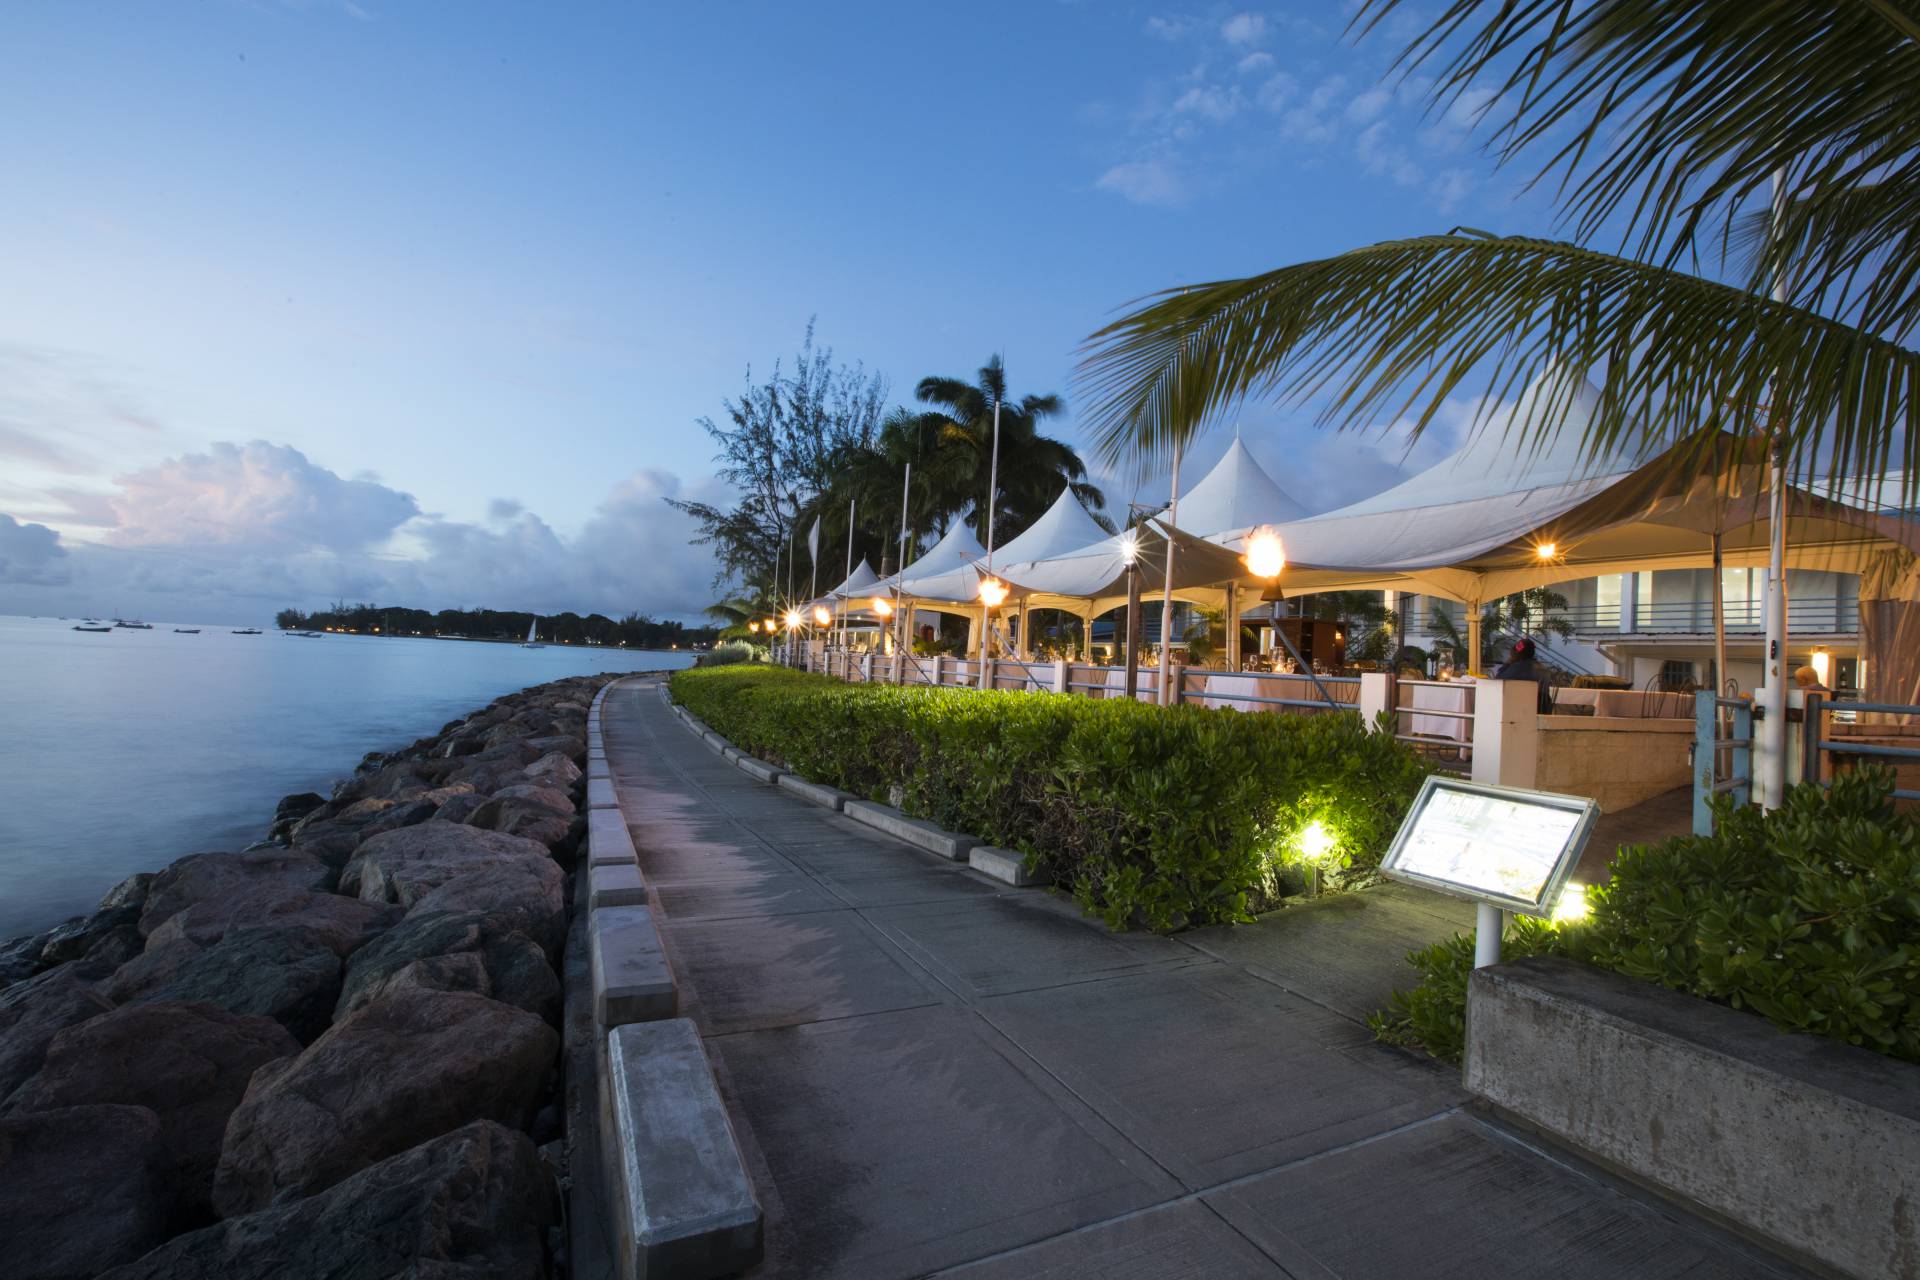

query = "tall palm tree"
916;356;1110;547
1076;1;1920;496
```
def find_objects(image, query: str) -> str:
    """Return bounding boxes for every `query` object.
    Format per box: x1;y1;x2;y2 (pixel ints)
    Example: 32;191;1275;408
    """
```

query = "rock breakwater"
0;671;644;1279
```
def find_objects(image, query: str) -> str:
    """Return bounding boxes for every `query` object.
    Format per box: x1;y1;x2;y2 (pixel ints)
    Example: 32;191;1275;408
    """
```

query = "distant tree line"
275;602;716;649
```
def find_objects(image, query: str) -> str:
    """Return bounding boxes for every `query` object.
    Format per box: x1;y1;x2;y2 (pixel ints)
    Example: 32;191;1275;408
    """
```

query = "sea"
0;614;696;940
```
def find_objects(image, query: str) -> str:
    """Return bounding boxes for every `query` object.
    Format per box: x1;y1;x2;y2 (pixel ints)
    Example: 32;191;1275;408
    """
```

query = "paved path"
603;680;1803;1280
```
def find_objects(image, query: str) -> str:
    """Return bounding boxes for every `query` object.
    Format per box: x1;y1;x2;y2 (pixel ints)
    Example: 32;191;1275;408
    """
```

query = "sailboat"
521;617;544;649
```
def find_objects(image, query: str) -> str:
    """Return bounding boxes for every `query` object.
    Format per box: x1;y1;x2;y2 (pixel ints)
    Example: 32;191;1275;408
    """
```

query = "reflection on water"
0;615;694;937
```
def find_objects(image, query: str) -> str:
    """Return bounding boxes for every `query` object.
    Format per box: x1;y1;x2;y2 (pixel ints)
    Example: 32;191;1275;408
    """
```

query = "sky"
0;1;1559;625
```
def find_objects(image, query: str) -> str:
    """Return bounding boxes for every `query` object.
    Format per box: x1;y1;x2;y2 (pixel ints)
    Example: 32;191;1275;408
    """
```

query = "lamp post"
1157;439;1182;706
1121;530;1142;700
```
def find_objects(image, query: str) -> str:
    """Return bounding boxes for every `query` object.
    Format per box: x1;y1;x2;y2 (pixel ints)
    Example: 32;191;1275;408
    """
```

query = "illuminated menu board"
1380;777;1598;916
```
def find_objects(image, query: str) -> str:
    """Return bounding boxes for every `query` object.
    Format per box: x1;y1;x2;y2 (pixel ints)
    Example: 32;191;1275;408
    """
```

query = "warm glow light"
1811;647;1832;686
764;619;777;632
979;578;1009;608
1294;820;1335;863
1551;881;1591;925
1535;541;1559;561
748;620;760;633
871;596;893;617
784;609;802;630
1243;527;1286;579
1119;531;1140;566
812;605;832;626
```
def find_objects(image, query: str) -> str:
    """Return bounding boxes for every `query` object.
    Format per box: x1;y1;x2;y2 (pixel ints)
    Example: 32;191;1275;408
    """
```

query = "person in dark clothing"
1493;637;1555;713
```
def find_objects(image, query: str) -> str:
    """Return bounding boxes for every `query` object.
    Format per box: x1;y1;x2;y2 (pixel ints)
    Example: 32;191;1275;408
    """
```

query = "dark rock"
267;792;326;841
488;781;575;816
97;872;156;913
523;751;584;789
0;965;114;1099
336;911;560;1024
102;1120;552;1280
103;926;346;1044
139;849;334;938
143;885;397;956
4;1002;298;1223
407;856;567;956
441;734;486;758
38;905;143;968
340;820;552;907
0;929;54;990
434;792;491;825
212;989;558;1214
0;1104;170;1279
523;733;585;762
278;825;362;870
354;797;439;841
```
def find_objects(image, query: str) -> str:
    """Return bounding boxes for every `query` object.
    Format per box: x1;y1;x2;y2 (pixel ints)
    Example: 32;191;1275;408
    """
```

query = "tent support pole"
1712;532;1728;696
1466;601;1483;676
1225;582;1240;670
1124;565;1142;700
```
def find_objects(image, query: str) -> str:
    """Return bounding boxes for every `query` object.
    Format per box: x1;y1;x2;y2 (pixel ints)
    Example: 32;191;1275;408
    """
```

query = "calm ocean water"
0;614;695;939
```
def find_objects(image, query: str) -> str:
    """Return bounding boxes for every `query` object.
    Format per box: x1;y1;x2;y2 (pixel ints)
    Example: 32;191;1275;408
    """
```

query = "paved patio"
601;679;1804;1279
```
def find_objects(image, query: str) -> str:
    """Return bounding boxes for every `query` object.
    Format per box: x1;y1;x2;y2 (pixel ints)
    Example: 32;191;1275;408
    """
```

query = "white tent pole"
1760;167;1791;809
841;497;856;652
897;462;911;655
1158;439;1183;705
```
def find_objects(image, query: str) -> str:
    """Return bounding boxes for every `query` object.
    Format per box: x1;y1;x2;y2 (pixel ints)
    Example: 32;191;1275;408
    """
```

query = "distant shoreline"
273;627;706;652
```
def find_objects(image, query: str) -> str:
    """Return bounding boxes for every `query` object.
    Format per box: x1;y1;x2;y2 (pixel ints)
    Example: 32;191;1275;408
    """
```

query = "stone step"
969;845;1047;887
591;906;676;1028
843;801;979;862
589;860;649;910
605;1019;763;1280
775;774;855;812
587;809;638;867
732;755;783;784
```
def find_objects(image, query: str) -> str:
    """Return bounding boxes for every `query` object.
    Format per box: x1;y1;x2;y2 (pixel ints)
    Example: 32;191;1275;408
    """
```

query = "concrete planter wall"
1465;956;1920;1279
1535;717;1693;813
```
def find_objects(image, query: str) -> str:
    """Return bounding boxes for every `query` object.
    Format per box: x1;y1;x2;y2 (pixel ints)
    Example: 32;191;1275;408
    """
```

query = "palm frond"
1076;232;1920;487
1359;0;1920;334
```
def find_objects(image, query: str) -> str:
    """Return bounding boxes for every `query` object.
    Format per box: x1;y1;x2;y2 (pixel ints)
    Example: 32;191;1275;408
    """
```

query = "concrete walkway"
602;680;1804;1280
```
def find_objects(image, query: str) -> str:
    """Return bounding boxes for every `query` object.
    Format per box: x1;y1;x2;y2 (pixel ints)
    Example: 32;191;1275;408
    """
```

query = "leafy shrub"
670;666;1431;930
1371;767;1920;1064
702;640;766;666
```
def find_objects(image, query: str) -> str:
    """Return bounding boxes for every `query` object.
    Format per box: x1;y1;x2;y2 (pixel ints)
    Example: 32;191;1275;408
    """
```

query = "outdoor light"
871;596;893;617
748;620;760;633
1535;541;1559;561
784;609;802;630
1243;526;1286;580
764;619;777;632
812;605;831;626
1119;531;1140;566
1294;820;1335;863
979;578;1009;608
1551;882;1591;925
1811;647;1832;687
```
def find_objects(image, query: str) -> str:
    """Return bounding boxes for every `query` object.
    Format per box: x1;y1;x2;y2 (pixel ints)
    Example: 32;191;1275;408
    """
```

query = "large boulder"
103;925;347;1044
353;797;439;841
434;792;491;825
523;752;582;789
0;1104;170;1279
139;850;334;938
212;989;557;1215
336;911;559;1024
340;821;552;907
0;929;53;990
3;1002;298;1223
487;782;575;816
142;888;398;956
406;856;567;955
37;906;144;973
266;792;326;841
471;795;573;849
0;965;114;1099
101;1120;552;1280
98;872;156;912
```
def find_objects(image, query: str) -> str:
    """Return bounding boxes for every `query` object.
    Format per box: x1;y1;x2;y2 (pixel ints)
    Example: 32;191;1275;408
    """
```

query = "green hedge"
1372;767;1920;1064
670;665;1431;929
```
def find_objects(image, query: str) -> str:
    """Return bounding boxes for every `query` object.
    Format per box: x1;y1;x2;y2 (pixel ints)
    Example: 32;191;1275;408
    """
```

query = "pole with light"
1120;528;1142;699
1157;441;1183;705
978;384;1003;672
1758;166;1792;810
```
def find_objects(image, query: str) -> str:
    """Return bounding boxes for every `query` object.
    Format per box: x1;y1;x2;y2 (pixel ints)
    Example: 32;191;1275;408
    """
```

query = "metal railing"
1389;677;1474;775
1563;595;1859;636
1803;693;1920;804
1692;691;1754;834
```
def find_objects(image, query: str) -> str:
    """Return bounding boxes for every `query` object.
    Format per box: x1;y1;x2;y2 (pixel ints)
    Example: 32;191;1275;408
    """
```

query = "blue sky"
0;1;1554;623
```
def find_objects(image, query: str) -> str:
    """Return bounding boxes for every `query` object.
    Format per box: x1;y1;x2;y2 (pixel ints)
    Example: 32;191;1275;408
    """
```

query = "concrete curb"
843;801;979;862
589;860;649;910
587;777;619;810
605;1020;764;1280
732;754;783;784
588;808;637;867
775;774;854;812
969;846;1049;887
591;905;676;1028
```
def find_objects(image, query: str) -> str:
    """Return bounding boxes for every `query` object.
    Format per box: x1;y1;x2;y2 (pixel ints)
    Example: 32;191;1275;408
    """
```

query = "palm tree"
1076;1;1920;497
1426;588;1576;670
915;356;1110;547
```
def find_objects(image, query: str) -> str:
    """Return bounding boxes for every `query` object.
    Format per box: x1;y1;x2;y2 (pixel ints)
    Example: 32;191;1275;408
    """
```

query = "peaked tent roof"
822;557;879;601
877;514;986;592
994;518;1252;613
898;488;1110;604
1176;437;1311;540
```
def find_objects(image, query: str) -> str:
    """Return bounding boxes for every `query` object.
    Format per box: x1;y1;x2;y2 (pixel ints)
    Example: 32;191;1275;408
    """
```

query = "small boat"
72;624;112;633
297;631;325;638
174;628;200;634
232;628;262;635
521;617;545;649
114;619;153;630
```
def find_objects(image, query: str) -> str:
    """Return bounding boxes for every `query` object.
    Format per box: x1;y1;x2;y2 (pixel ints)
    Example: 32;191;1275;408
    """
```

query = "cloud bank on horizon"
0;438;728;626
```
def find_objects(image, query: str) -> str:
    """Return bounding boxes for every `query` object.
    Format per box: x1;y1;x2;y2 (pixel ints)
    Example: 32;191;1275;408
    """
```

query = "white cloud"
1236;51;1274;74
1254;71;1298;113
1094;158;1188;207
487;497;525;522
1345;86;1391;124
0;515;70;585
107;441;421;553
1172;83;1241;123
1431;168;1474;213
1144;14;1193;41
1354;119;1424;187
1221;12;1268;45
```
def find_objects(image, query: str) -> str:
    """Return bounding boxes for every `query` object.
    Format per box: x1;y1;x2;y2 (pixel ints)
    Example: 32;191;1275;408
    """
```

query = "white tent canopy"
994;520;1250;615
1177;436;1311;540
898;487;1109;605
819;557;879;603
877;514;985;593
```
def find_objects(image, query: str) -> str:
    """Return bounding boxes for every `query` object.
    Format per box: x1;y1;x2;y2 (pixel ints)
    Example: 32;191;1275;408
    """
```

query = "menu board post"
1380;777;1598;969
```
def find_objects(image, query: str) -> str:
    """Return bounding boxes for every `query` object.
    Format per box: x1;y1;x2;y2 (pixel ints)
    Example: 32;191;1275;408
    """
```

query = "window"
1658;659;1697;691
